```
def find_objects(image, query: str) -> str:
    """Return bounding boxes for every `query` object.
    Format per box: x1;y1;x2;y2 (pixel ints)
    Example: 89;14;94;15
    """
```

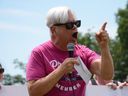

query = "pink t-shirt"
26;40;100;96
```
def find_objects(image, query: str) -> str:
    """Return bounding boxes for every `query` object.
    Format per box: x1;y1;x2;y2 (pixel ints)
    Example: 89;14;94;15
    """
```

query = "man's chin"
69;39;77;44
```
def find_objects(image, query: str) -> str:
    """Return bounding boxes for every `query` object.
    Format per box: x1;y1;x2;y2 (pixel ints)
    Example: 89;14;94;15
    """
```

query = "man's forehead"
68;11;76;22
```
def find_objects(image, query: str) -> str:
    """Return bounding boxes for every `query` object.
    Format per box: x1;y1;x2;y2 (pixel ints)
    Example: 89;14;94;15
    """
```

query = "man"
26;6;114;96
0;64;4;81
0;64;4;89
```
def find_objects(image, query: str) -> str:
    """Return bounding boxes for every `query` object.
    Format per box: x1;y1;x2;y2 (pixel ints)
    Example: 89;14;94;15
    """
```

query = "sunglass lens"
75;20;81;27
66;23;74;29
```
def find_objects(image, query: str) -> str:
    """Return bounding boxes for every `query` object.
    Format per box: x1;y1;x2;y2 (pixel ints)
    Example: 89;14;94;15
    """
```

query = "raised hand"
95;22;109;48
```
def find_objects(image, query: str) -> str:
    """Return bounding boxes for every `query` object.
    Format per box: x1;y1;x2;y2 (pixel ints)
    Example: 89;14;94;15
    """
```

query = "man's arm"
90;22;114;80
27;66;65;96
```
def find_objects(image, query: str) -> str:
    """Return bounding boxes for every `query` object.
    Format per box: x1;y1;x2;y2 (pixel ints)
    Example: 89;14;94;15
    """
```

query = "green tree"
13;58;26;72
3;74;14;85
3;59;26;85
109;38;121;80
3;74;25;85
78;32;100;53
13;75;26;84
114;2;128;81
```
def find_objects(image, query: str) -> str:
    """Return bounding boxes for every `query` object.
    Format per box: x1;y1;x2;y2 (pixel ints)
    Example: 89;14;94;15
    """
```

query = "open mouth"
72;32;78;39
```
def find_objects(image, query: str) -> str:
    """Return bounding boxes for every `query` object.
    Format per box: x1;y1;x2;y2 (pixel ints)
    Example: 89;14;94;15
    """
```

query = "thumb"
95;32;101;42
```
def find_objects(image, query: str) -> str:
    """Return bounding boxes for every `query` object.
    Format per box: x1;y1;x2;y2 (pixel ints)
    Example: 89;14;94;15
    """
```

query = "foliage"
114;2;128;81
3;59;26;85
13;58;26;72
78;32;100;53
3;74;26;85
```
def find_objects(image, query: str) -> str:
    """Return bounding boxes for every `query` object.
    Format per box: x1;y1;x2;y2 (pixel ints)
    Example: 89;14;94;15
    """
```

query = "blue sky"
0;0;127;77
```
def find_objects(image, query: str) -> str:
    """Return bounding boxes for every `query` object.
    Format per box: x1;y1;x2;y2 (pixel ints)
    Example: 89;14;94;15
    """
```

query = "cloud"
0;22;41;33
0;8;42;17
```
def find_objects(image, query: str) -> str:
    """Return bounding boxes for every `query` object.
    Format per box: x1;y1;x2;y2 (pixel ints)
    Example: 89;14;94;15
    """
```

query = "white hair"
46;6;76;28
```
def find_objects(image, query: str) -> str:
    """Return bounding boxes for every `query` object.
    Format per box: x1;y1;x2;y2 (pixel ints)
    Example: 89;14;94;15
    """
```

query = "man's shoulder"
75;44;87;48
32;40;52;52
75;44;90;51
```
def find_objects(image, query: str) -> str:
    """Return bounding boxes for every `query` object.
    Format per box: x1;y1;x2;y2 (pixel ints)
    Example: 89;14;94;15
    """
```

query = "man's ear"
50;26;56;35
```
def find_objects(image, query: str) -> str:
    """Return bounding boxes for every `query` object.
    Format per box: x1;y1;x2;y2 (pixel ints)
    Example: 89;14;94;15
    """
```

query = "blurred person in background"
119;75;128;89
0;64;4;89
89;75;120;90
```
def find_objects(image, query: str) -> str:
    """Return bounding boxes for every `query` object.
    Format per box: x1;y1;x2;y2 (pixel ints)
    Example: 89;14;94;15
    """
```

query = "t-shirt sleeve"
26;50;46;81
86;47;101;69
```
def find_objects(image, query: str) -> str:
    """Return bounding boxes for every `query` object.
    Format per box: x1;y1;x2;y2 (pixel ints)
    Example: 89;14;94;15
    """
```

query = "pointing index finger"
101;22;107;30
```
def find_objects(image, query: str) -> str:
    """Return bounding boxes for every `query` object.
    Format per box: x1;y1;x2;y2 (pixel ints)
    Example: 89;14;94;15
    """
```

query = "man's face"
53;12;80;46
0;73;4;81
0;68;4;81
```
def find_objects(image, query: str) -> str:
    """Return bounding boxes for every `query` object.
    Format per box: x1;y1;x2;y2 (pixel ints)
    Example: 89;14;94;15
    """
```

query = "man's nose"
72;24;77;30
74;24;77;28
